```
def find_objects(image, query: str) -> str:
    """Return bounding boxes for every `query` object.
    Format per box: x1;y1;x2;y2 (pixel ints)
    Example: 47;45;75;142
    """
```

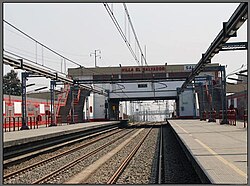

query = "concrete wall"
109;81;184;99
179;89;196;117
88;92;106;120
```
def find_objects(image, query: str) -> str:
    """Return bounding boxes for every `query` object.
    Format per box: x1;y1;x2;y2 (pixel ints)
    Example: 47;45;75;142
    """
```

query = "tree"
3;70;22;96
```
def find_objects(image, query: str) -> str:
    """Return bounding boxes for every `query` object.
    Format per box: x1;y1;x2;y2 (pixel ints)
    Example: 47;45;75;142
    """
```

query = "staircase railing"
56;84;70;116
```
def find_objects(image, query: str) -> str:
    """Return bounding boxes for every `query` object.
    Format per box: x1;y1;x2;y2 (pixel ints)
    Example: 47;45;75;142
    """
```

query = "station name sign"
121;66;165;72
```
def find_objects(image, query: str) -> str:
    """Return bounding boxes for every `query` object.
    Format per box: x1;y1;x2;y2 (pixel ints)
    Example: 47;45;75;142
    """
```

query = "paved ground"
168;119;247;184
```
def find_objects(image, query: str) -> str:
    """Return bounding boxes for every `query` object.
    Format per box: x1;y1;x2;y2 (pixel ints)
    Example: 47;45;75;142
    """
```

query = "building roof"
226;83;247;93
68;63;220;76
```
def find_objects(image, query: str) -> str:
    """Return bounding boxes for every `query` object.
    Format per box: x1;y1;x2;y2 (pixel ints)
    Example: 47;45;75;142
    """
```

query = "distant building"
227;90;247;120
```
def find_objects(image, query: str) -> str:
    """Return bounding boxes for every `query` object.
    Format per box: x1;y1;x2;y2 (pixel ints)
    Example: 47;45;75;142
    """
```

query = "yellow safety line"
171;121;189;134
194;138;247;178
171;121;247;178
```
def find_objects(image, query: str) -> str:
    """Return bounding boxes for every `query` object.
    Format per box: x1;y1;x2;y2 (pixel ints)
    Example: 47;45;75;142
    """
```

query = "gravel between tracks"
4;123;203;184
83;128;158;184
3;129;134;184
116;128;159;184
4;129;120;175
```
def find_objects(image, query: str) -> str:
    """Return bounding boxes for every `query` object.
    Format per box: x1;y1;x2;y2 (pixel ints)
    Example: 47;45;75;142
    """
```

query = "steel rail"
158;126;163;184
3;128;122;180
32;129;135;184
107;128;152;184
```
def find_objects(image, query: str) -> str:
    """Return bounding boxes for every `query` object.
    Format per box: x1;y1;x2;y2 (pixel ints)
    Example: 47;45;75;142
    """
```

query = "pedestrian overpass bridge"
69;63;224;120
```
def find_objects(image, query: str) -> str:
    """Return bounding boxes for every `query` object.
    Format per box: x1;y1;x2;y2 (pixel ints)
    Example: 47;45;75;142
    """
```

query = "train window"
90;106;93;113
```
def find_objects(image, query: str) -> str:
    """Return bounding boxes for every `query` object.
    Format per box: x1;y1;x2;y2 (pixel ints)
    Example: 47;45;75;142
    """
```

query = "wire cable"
4;20;83;68
123;3;148;66
4;20;123;78
103;3;140;66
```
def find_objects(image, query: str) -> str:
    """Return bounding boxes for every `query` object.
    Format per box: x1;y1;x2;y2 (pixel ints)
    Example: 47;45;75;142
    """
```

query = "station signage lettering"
184;65;195;71
121;66;165;72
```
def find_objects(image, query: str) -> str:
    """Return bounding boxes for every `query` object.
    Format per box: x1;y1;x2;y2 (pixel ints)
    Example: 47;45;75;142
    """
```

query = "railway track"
107;127;152;184
4;122;203;184
4;124;120;166
157;125;164;184
4;128;133;184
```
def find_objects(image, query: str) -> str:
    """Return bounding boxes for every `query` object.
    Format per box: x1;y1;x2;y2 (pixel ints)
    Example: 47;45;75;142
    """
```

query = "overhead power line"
123;3;148;66
103;3;140;66
4;20;82;68
3;20;121;86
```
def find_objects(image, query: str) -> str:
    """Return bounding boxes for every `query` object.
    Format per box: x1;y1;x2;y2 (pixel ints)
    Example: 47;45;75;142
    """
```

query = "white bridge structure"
69;63;221;120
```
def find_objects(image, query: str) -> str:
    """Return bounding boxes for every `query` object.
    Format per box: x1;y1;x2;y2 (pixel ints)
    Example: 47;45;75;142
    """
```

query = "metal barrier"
56;115;62;125
3;117;22;132
219;110;223;123
200;111;207;121
219;110;236;125
208;110;216;122
67;115;78;124
228;109;236;125
45;115;50;127
3;114;77;132
244;109;247;128
29;116;37;129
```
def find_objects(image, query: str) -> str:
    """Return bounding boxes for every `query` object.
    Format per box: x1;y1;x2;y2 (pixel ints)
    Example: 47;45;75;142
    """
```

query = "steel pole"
49;80;57;126
20;72;29;130
220;66;228;124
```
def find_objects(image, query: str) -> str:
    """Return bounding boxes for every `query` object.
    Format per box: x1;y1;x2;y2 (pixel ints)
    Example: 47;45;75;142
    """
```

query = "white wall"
109;81;184;99
94;94;106;119
179;90;195;117
14;102;22;114
3;101;5;114
89;93;94;119
83;96;89;120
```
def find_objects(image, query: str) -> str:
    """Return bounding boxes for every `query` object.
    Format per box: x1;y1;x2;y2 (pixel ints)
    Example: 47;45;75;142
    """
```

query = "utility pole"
90;49;101;67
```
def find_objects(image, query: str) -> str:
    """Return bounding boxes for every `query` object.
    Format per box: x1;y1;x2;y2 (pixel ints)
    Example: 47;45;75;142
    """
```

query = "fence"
201;109;238;126
67;115;78;124
218;109;237;125
244;109;247;128
3;114;66;132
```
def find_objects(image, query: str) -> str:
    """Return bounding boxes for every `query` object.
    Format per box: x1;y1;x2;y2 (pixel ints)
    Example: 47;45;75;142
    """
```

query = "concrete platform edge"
4;121;120;148
169;122;212;184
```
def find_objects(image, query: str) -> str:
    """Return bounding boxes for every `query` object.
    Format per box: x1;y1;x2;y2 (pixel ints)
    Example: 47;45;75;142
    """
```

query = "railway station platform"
168;119;247;184
3;121;120;148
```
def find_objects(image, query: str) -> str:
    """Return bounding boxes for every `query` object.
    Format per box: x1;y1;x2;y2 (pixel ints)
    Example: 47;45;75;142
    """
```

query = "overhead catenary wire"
4;20;82;68
4;16;149;96
103;3;140;66
123;3;148;66
4;20;122;85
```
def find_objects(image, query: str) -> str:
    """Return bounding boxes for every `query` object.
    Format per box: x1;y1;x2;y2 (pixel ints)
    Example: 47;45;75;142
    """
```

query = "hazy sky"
3;3;247;90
